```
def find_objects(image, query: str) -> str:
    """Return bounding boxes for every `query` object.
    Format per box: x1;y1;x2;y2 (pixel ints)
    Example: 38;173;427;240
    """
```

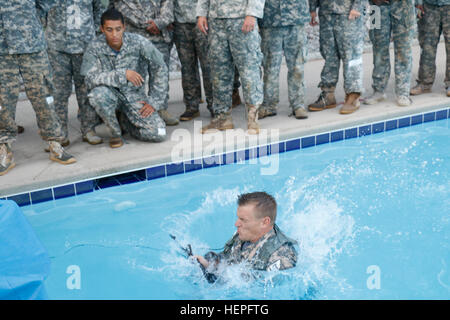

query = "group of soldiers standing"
0;0;448;176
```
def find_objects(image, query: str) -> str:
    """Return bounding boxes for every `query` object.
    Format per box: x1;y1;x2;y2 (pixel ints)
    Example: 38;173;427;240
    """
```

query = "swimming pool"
21;116;449;300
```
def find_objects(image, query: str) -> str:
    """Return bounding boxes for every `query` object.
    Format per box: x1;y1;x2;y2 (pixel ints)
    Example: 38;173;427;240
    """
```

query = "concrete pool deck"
1;43;449;197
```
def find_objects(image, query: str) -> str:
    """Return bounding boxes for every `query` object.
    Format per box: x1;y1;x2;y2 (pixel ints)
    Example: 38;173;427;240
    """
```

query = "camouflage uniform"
196;0;265;115
0;0;64;145
44;0;106;140
173;0;213;112
414;0;450;90
309;0;365;94
113;0;174;112
80;32;168;142
219;224;298;271
368;0;415;97
260;0;310;113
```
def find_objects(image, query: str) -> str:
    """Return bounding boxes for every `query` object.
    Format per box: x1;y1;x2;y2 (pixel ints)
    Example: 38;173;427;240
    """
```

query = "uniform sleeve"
93;0;107;29
35;0;58;13
153;0;174;30
113;0;146;28
80;44;128;90
308;0;318;12
351;0;363;12
266;243;297;271
196;0;209;17
246;0;265;18
140;39;169;110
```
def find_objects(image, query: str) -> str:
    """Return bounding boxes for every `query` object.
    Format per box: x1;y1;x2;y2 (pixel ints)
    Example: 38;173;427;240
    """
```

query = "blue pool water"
23;118;449;299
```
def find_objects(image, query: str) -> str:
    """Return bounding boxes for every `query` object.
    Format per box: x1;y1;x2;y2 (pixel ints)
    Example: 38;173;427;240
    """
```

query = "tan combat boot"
308;91;337;111
410;83;431;96
340;93;360;114
247;105;260;135
201;112;234;134
0;143;15;176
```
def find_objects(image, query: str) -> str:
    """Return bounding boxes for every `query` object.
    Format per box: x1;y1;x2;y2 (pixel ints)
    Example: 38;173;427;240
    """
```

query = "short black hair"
237;192;277;224
101;8;124;26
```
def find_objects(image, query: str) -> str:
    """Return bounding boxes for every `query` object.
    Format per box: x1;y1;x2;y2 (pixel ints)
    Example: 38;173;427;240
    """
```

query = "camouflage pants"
87;86;166;142
150;41;172;111
318;14;364;94
208;18;263;115
369;3;414;96
0;51;63;144
173;22;213;111
261;25;307;111
416;3;450;88
48;50;101;138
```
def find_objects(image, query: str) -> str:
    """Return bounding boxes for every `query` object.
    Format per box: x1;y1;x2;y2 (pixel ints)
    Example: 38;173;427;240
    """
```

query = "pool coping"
3;104;449;207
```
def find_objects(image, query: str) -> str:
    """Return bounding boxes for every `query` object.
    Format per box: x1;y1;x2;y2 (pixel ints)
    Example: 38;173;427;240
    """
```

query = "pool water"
23;118;450;299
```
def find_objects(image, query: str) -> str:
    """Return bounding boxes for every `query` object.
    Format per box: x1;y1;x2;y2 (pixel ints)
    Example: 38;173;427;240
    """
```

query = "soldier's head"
100;8;125;51
234;192;277;243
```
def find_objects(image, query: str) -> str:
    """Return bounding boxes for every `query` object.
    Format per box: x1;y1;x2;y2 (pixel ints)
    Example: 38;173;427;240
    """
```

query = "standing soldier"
308;0;365;115
45;0;107;148
258;0;310;120
411;0;449;97
113;0;179;126
0;0;76;176
197;0;265;135
173;0;213;121
364;0;416;107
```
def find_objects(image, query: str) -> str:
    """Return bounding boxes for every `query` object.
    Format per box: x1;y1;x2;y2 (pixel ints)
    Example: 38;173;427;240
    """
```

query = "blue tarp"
0;200;50;300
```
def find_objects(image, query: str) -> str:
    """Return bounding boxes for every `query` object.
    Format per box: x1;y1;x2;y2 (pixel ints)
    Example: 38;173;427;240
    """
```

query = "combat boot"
396;95;412;107
17;125;24;134
201;112;234;134
293;107;308;119
410;83;431;96
340;93;360;114
258;106;277;119
232;88;242;108
158;109;179;126
308;91;337;111
446;87;450;97
44;138;70;152
246;105;259;135
363;91;386;105
179;108;200;121
48;141;76;165
0;143;15;176
82;130;103;145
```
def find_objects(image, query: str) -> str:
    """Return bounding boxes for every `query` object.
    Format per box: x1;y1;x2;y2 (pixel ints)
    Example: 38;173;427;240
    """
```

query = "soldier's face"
101;19;125;50
235;204;271;243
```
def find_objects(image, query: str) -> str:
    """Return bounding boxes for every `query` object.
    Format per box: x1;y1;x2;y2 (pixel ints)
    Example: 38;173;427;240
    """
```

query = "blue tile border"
4;107;449;207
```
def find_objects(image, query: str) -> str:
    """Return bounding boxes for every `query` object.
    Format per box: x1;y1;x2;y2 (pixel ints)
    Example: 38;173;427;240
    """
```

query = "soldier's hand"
416;5;424;18
197;16;208;35
138;101;155;118
348;9;361;20
242;16;256;34
194;255;210;268
126;70;144;87
310;11;318;26
146;20;161;35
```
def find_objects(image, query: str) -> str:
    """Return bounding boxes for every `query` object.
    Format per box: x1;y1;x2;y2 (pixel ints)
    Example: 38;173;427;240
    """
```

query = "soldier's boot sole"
49;155;76;165
0;161;16;176
109;138;124;148
308;104;337;112
82;136;103;145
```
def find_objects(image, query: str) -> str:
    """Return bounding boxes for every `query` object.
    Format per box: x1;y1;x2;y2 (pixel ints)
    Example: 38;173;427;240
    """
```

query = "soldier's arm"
140;40;169;111
113;0;147;28
153;0;174;31
80;45;128;90
266;243;298;271
246;0;265;18
196;0;210;18
308;0;319;13
93;0;108;29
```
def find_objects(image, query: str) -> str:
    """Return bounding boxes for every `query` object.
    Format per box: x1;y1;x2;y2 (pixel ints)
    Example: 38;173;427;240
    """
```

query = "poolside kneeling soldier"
80;8;168;148
0;0;77;176
194;192;298;280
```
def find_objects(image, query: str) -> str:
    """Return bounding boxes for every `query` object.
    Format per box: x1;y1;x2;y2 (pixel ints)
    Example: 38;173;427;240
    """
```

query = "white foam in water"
114;201;137;212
